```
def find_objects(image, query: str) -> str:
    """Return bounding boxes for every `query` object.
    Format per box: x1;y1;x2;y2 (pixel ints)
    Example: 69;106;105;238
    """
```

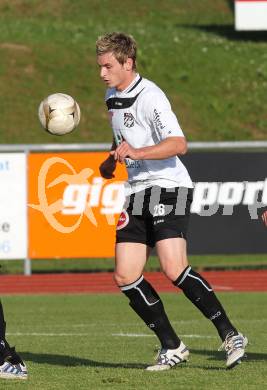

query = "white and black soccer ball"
38;93;81;135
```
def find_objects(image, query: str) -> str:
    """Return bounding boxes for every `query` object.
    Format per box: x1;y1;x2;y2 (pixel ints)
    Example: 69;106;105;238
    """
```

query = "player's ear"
125;57;134;71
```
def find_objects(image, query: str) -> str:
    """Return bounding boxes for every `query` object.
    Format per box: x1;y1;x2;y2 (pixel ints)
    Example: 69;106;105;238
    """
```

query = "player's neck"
116;72;137;92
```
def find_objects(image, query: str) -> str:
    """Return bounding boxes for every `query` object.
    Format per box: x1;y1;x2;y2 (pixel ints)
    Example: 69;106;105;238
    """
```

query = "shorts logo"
153;219;164;225
124;113;135;128
116;210;129;230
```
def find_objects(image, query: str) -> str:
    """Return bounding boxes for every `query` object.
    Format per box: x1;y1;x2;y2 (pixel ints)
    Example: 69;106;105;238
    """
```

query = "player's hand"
262;210;267;227
99;155;116;179
110;141;139;163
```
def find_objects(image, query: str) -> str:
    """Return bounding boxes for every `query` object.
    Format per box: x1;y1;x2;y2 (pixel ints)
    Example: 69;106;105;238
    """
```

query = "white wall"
235;1;267;30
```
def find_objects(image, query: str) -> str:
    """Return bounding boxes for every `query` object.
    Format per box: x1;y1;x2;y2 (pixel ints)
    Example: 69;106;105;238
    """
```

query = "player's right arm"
99;137;117;179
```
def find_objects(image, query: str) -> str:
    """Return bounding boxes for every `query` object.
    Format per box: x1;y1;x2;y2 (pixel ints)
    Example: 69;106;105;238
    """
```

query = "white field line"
6;331;216;339
6;318;266;335
6;332;90;337
111;333;216;339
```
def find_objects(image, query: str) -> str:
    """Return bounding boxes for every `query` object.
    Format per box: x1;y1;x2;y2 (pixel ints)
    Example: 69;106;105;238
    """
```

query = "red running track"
0;270;266;294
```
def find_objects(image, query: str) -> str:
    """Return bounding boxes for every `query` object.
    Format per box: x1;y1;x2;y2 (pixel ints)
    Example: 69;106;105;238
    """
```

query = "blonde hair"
96;32;137;70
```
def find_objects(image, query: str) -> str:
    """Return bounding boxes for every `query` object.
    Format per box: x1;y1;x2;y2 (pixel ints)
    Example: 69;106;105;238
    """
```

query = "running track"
0;270;266;294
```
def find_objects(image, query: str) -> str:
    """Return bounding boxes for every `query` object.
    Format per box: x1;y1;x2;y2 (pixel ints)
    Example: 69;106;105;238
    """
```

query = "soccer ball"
38;93;80;135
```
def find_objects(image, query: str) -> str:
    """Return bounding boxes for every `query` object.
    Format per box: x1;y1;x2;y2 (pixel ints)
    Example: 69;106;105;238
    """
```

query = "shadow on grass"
176;24;267;42
20;352;146;369
21;349;266;369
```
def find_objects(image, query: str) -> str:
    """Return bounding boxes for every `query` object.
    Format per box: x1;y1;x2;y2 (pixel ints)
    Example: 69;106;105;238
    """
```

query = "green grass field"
1;292;266;389
0;0;266;144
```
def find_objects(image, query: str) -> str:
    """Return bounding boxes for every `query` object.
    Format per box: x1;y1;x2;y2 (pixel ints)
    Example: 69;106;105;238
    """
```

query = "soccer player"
0;300;27;379
97;32;248;370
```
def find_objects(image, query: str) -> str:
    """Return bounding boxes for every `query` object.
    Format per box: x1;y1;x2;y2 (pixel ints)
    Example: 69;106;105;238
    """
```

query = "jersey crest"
124;112;135;128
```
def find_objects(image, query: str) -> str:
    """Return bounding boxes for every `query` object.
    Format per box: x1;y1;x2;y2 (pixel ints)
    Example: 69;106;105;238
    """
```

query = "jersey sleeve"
142;90;185;140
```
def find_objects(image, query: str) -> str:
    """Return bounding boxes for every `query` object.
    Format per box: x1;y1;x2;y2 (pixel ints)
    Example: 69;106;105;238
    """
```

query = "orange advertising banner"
28;152;127;258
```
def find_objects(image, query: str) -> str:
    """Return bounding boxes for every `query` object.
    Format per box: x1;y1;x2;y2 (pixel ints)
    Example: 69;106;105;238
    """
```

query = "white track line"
212;285;234;291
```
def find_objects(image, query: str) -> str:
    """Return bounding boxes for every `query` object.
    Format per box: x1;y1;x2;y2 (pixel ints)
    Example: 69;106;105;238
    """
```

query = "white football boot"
0;361;28;380
0;342;28;380
219;332;248;369
146;341;189;371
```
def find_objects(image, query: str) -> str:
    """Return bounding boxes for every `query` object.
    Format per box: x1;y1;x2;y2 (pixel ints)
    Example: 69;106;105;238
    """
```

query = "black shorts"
116;186;193;247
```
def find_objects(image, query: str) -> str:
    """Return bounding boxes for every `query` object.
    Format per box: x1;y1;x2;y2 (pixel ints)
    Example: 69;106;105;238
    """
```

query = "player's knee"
113;272;123;286
162;264;187;282
162;268;180;282
113;271;133;287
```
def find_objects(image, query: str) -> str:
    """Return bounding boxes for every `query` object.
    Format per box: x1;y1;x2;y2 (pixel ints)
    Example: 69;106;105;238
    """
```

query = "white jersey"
105;74;193;195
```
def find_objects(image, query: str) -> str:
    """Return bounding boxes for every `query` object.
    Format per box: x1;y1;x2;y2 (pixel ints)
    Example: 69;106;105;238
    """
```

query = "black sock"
0;301;7;342
0;301;22;364
120;276;180;349
173;266;238;341
0;301;8;362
